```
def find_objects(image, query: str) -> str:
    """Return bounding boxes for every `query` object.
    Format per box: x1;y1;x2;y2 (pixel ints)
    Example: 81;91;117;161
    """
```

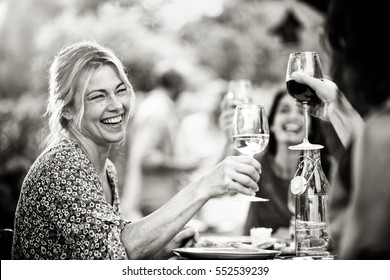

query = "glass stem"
303;102;309;143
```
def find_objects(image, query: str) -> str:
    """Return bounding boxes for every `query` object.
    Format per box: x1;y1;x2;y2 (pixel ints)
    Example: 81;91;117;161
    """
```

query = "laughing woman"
11;41;261;260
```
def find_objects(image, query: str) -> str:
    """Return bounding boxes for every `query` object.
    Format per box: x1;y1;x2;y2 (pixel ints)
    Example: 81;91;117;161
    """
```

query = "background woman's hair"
325;0;390;116
42;40;135;149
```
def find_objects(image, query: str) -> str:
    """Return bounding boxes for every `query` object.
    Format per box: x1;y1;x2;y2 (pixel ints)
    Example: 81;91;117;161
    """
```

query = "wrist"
187;177;211;203
327;91;364;147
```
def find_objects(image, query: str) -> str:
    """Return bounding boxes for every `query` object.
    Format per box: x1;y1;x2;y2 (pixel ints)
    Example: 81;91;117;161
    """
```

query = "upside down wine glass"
286;51;324;150
232;104;269;202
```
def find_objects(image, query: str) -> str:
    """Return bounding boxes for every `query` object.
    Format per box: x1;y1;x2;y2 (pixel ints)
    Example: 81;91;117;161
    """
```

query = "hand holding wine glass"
231;104;269;202
286;51;324;150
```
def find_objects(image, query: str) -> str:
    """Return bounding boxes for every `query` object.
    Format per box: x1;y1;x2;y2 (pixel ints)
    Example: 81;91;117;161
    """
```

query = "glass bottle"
290;148;332;257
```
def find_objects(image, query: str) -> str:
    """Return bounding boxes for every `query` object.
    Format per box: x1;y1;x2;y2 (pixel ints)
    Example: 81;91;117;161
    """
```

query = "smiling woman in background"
11;40;261;260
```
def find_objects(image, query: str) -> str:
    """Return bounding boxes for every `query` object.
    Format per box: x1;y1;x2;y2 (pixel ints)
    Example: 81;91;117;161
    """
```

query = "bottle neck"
303;149;322;168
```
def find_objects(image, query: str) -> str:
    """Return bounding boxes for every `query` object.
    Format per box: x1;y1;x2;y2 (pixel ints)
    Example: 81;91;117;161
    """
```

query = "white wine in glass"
232;104;269;202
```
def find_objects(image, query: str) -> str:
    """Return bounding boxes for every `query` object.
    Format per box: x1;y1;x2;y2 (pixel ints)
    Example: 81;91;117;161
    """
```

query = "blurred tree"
179;0;326;86
0;0;64;98
270;9;302;44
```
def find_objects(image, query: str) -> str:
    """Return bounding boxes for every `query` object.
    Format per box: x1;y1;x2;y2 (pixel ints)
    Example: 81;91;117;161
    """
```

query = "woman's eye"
91;94;104;100
116;88;127;94
279;107;290;114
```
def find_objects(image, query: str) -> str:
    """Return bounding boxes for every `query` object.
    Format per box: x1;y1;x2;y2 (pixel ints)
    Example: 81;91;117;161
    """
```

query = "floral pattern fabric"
12;139;130;260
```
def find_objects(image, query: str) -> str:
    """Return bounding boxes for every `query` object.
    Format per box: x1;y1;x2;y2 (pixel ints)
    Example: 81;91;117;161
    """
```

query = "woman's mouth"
282;122;302;133
101;115;123;126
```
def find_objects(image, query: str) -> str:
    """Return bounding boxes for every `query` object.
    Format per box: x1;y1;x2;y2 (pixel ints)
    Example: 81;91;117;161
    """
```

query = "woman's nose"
107;94;123;111
290;107;304;120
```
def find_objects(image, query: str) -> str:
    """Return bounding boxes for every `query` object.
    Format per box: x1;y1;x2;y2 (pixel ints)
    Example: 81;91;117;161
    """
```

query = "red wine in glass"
286;51;324;150
286;80;321;106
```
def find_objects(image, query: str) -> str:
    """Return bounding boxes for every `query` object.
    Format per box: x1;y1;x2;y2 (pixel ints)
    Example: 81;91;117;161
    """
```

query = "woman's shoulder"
106;158;118;177
21;139;87;193
362;106;390;148
31;139;86;173
350;106;390;168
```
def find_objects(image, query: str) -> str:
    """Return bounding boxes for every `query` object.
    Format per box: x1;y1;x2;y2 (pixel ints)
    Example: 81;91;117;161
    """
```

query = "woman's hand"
218;96;243;137
194;155;261;199
291;72;339;121
291;72;364;147
152;226;199;259
218;106;235;137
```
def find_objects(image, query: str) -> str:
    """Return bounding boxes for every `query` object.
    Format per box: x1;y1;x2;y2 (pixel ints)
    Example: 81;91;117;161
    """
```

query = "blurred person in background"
175;80;252;234
120;62;200;220
291;0;390;259
243;88;332;236
12;40;262;260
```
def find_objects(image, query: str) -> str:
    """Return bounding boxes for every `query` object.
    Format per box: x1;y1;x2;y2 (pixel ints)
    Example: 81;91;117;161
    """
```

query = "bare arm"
121;155;261;259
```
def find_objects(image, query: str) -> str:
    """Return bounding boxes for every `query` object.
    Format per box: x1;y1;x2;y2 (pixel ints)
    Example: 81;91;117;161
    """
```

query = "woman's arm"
121;155;261;259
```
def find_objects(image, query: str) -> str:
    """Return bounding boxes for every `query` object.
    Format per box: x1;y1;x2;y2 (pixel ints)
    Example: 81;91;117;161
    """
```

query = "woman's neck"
273;143;301;179
67;131;110;175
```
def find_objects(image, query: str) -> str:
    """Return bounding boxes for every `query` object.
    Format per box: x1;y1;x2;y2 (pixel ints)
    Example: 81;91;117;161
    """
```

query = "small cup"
250;227;273;247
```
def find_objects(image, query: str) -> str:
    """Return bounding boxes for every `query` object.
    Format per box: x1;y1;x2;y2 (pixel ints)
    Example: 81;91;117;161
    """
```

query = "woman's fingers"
199;155;261;199
222;156;261;193
175;226;199;247
291;72;338;103
230;172;259;192
226;156;262;176
226;155;261;169
228;180;256;196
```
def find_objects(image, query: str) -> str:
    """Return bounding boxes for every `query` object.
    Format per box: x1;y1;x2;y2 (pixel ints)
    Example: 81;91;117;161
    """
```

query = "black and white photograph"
1;0;389;278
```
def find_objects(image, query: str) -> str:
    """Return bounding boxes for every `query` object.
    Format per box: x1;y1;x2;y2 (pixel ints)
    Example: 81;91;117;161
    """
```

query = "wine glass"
231;104;269;202
229;79;253;103
223;79;253;110
286;51;324;150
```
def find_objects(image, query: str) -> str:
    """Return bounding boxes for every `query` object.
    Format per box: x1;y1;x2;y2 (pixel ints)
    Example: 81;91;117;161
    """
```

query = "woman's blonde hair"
42;40;135;149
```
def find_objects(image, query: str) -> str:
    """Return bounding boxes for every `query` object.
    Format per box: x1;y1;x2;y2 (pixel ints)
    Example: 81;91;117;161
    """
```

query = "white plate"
199;235;252;244
172;247;280;260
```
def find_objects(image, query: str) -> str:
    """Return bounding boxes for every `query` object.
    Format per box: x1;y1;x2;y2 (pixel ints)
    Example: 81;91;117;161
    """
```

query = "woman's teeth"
283;123;301;133
101;116;122;125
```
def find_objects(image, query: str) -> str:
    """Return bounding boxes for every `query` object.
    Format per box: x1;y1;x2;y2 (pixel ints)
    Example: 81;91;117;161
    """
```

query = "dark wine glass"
286;51;324;150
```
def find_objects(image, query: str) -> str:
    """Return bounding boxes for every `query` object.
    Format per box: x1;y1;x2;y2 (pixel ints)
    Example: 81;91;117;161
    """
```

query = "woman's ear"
62;107;74;121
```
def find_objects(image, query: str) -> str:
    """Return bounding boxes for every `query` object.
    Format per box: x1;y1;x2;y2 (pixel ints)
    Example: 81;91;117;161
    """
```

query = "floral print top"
12;139;130;260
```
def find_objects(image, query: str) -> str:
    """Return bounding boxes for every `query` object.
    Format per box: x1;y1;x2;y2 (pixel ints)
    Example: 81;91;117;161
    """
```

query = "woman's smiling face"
271;94;308;146
76;64;132;146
